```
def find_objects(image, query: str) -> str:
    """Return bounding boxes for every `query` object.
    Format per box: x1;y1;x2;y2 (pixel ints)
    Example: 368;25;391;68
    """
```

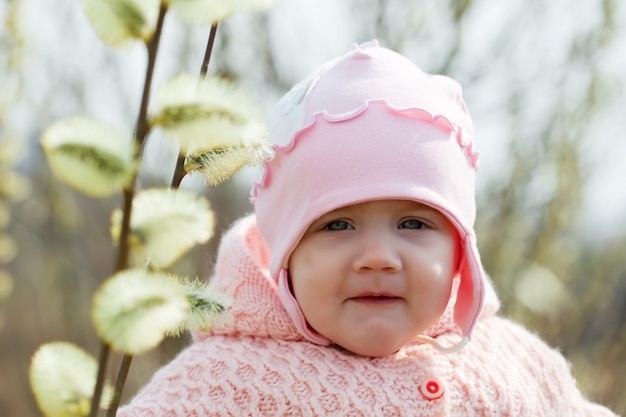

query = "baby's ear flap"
453;235;485;338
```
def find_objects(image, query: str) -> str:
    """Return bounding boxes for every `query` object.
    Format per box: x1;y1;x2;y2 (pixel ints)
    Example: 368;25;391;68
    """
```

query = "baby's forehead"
309;199;451;226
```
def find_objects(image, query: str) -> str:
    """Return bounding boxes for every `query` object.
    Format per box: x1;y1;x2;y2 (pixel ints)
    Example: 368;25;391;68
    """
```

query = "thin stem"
200;22;219;77
104;354;134;417
89;4;169;417
171;21;220;187
88;343;110;417
116;3;168;271
135;6;168;150
171;154;186;188
114;188;134;271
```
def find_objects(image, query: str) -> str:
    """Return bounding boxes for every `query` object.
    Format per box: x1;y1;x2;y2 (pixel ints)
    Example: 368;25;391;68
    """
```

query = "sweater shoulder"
446;315;618;416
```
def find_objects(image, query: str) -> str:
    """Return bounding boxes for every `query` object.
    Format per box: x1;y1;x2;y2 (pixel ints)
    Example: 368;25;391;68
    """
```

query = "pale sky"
5;0;626;240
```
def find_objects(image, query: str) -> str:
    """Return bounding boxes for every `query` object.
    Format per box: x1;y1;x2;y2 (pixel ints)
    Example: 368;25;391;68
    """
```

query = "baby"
118;41;617;416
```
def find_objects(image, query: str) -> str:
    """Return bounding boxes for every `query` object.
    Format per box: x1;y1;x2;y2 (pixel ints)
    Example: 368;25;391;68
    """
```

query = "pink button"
419;378;445;400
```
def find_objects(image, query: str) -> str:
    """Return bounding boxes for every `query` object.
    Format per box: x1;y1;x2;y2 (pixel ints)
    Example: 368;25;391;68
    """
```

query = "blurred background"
1;0;625;415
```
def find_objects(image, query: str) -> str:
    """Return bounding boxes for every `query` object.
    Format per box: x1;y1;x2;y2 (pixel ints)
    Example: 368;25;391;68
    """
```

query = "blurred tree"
0;1;32;417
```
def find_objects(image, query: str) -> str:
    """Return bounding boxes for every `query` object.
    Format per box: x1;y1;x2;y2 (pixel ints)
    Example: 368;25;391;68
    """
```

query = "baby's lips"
350;293;401;304
354;291;397;298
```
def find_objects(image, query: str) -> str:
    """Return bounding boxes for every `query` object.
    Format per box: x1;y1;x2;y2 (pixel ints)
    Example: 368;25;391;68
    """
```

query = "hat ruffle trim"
251;100;479;202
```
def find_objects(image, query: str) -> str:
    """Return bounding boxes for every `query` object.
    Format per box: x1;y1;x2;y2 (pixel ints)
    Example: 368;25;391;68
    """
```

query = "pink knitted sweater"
118;215;616;416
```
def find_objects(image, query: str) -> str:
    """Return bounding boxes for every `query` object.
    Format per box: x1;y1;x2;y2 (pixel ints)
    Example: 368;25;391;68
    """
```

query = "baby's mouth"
350;293;400;305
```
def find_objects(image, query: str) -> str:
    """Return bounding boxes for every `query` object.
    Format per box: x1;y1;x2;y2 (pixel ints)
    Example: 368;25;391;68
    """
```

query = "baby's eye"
399;219;427;229
324;220;353;231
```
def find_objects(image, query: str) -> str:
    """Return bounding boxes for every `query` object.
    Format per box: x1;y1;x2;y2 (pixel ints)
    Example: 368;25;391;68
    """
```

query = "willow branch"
89;4;169;417
104;354;134;417
170;155;186;188
200;22;219;77
88;343;110;417
171;21;220;188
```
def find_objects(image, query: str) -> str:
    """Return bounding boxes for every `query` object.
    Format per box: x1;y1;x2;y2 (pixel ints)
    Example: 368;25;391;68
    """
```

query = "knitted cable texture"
117;215;618;417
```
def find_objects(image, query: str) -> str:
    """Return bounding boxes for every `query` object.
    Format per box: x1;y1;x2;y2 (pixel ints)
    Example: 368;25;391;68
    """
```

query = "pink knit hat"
252;40;485;351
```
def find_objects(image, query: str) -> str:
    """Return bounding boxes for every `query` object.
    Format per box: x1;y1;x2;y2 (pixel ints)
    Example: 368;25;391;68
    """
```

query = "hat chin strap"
278;268;330;346
415;334;469;354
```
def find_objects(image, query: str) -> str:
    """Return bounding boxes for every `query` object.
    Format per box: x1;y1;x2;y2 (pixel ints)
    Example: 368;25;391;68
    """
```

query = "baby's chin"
323;325;434;357
333;340;407;358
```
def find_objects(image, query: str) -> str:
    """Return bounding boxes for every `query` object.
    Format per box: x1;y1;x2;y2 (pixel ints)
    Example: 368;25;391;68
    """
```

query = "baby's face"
288;199;457;357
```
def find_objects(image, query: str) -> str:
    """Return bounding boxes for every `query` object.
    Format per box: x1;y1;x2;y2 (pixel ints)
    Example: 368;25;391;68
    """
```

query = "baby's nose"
352;232;402;272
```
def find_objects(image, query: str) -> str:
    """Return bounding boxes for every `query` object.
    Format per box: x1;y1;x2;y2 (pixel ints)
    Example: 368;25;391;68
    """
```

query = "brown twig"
200;22;219;77
88;343;110;417
104;354;134;417
172;21;220;188
170;154;187;188
88;4;169;417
